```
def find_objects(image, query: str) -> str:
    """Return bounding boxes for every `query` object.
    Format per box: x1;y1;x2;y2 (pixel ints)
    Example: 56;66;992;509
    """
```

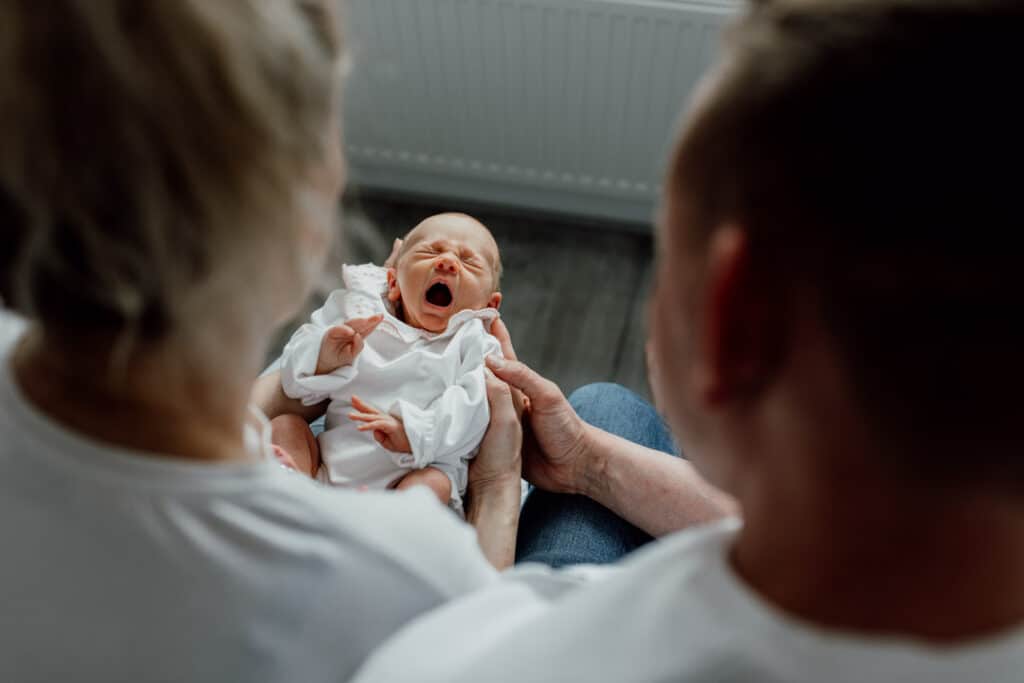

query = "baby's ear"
487;292;502;310
386;268;402;303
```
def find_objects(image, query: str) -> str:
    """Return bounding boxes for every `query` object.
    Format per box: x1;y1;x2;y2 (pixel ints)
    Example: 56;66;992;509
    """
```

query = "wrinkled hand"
348;395;412;454
487;318;529;418
485;354;590;495
468;368;523;491
316;315;383;375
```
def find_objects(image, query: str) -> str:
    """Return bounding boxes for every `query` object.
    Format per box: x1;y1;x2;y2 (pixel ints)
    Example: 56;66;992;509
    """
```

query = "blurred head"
649;0;1023;494
387;213;502;333
0;0;345;370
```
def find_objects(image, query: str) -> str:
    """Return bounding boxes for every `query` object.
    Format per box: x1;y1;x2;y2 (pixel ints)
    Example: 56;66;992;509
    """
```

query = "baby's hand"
349;395;412;454
316;315;383;375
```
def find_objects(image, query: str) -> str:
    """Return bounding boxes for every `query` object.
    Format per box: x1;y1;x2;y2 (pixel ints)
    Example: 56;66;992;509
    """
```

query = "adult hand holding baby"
458;316;526;569
484;352;590;497
465;365;524;569
487;319;528;418
315;314;383;375
486;342;737;538
471;318;525;489
474;318;527;485
481;317;588;495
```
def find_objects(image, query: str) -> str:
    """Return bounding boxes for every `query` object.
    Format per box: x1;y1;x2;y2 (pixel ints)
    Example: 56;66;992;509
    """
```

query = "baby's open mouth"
425;282;453;308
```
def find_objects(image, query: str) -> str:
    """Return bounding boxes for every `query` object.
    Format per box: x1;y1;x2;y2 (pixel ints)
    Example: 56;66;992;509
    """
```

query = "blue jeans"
515;383;679;568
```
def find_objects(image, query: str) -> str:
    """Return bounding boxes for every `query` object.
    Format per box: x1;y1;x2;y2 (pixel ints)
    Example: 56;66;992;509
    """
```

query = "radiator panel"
343;0;737;225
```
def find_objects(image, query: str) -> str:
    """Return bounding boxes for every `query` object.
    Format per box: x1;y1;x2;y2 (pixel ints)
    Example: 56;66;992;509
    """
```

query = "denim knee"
568;382;639;422
567;382;677;456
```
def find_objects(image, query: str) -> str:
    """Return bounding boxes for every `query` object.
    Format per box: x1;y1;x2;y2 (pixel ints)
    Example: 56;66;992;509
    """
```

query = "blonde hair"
0;0;344;352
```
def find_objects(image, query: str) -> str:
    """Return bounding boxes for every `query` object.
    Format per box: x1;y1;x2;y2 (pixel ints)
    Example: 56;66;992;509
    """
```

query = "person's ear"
696;225;784;407
386;268;402;303
487;292;502;310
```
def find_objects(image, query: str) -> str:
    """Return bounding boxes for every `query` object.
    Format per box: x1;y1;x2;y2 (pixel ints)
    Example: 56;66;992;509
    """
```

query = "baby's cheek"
465;281;490;308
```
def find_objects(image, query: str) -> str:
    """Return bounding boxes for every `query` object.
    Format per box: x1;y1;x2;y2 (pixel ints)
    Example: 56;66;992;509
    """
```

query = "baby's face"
387;214;502;333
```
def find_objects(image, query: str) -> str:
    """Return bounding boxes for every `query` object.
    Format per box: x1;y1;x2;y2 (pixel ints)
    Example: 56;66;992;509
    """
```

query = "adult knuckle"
539;379;561;402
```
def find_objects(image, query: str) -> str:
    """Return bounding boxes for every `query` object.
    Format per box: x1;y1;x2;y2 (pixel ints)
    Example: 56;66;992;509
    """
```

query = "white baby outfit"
281;264;501;513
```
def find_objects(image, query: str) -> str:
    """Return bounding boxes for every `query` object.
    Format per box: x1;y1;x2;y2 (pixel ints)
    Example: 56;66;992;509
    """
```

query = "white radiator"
342;0;739;225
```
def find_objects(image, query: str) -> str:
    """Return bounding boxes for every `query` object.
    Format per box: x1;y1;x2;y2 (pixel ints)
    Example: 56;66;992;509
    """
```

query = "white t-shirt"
354;520;1024;683
281;264;501;512
0;310;498;683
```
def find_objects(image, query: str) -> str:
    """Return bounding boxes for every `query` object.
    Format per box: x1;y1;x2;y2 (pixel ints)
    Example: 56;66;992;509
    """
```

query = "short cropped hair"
672;0;1023;478
0;0;343;342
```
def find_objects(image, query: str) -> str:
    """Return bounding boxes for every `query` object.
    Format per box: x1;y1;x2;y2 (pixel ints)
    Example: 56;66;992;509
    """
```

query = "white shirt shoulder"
0;312;497;682
354;518;1024;683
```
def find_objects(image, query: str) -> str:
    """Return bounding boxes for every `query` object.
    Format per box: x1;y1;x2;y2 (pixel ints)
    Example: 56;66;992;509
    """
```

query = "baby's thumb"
327;325;354;342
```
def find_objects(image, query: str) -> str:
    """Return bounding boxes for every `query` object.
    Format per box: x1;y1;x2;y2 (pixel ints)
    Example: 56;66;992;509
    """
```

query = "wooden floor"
269;188;656;400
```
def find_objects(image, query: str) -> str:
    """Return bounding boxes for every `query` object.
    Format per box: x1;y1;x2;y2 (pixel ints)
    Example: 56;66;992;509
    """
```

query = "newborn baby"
272;213;503;513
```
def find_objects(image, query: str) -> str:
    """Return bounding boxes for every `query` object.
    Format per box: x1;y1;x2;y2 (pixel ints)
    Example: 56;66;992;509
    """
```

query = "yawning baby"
273;212;503;513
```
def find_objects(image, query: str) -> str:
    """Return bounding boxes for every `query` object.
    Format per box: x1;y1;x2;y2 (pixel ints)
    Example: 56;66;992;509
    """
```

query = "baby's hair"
395;213;503;291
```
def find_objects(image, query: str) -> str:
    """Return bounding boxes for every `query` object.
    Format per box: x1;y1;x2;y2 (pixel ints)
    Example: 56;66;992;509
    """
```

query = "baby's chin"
400;301;453;332
419;314;451;333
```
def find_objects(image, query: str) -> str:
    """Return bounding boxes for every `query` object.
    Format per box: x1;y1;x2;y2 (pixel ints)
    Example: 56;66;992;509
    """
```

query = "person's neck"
722;307;1024;643
12;326;255;463
732;467;1024;642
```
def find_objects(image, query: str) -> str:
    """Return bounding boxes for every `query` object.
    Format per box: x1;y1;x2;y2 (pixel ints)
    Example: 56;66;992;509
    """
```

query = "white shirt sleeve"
280;264;390;406
280;290;359;405
387;323;503;471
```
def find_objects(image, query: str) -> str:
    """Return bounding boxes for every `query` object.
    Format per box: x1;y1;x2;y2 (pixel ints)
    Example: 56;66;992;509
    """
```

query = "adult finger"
350;333;364;357
486;320;528;415
484;368;516;419
489;318;518;362
485;356;562;407
487;360;526;419
473;370;524;487
348;411;380;422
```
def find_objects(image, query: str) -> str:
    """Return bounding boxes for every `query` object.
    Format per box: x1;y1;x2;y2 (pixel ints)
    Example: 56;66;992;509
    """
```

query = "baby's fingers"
326;324;355;343
348;411;380;423
347;314;384;336
350;395;380;414
490;318;519;362
349;334;364;357
356;420;392;433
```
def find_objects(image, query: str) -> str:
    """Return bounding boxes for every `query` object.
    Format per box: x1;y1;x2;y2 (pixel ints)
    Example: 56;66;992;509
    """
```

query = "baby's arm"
280;289;382;405
348;395;412;453
346;397;459;506
383;325;503;473
315;315;383;375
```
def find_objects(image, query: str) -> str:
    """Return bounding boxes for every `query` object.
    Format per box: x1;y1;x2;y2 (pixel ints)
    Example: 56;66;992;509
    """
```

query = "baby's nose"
435;254;459;274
